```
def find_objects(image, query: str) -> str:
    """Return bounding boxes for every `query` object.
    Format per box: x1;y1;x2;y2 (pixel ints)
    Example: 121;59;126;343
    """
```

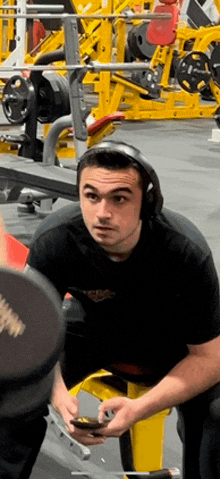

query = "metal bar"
63;15;88;150
0;6;17;9
0;5;64;11
43;115;72;165
26;4;64;12
69;472;180;477
0;13;172;19
0;62;159;72
88;62;153;72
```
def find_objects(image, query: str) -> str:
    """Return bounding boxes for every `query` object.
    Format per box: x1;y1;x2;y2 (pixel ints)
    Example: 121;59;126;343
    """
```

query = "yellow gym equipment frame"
70;369;171;477
90;14;220;121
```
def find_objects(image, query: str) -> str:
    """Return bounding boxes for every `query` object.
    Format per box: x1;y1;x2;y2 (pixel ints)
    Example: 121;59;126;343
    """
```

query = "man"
8;140;220;478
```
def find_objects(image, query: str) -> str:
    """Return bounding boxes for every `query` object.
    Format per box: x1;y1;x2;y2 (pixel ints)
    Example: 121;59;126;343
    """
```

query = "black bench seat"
0;154;78;201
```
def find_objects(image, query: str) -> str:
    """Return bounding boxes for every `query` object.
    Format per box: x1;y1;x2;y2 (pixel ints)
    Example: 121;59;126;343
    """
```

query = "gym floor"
1;116;220;478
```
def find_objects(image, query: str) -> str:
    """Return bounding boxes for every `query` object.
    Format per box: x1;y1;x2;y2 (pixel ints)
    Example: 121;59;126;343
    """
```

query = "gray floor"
1;117;220;478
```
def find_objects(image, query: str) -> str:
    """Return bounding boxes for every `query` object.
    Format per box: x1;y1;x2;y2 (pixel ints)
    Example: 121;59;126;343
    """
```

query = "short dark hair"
77;149;151;191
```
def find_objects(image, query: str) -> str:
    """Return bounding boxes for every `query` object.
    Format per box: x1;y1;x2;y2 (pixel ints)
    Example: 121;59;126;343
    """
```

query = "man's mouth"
94;226;114;231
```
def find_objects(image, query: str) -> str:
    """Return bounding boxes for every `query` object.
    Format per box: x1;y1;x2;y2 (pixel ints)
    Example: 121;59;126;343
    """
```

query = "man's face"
79;166;143;253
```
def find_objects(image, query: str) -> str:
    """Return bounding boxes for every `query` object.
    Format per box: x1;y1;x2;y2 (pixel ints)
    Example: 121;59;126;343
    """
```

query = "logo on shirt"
82;289;114;302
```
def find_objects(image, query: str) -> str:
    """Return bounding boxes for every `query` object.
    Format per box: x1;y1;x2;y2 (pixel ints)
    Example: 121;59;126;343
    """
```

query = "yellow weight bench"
69;366;179;478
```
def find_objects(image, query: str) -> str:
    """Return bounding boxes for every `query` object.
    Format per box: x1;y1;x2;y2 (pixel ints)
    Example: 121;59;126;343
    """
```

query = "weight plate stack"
128;23;156;61
37;73;70;124
176;51;211;93
131;67;161;99
2;76;35;125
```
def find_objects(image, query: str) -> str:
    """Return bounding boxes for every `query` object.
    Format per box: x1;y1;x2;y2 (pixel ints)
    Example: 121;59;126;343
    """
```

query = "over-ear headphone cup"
146;191;154;215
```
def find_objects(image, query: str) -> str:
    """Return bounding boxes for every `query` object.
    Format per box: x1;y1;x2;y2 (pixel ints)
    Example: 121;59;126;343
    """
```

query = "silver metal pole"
0;13;172;20
26;4;64;12
0;62;160;72
0;4;64;11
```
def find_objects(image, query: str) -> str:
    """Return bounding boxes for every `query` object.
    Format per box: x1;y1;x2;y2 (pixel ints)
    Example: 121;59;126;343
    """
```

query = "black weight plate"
200;84;215;101
128;23;156;61
57;74;71;116
124;44;136;62
19;139;59;166
176;51;211;93
131;68;161;99
131;71;142;85
2;76;35;125
37;73;70;124
32;0;84;33
0;267;64;417
170;52;180;78
140;68;161;99
210;45;220;87
135;23;156;61
214;106;220;128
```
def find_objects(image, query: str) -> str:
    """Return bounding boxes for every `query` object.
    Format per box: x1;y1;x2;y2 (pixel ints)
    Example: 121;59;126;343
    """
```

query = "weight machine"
0;0;65;80
90;0;220;121
0;11;169;212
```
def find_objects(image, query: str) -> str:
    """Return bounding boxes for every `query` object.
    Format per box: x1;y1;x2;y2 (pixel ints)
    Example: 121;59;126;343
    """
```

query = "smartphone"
71;416;111;430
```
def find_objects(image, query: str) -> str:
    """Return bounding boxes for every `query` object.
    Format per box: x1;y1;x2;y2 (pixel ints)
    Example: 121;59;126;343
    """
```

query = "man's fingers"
78;435;106;446
98;410;106;422
68;428;106;445
98;400;117;421
57;403;78;433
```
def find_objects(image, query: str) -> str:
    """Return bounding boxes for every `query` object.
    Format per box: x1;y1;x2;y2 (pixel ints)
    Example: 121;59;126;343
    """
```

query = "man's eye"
85;192;98;201
113;196;128;204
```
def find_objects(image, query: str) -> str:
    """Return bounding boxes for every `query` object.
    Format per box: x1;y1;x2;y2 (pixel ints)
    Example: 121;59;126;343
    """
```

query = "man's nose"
96;200;112;220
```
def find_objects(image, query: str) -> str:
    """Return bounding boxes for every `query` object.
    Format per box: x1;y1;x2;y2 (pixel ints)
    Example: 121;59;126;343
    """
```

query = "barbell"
0;12;172;20
0;61;159;72
1;61;159;125
2;73;70;125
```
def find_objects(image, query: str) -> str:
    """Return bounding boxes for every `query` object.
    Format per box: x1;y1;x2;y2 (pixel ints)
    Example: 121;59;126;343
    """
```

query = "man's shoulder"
31;202;84;243
152;208;211;257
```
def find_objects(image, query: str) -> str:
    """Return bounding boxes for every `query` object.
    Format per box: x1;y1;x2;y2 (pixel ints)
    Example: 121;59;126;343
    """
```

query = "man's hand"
61;396;138;445
51;382;78;430
52;388;107;445
51;364;106;445
97;397;138;437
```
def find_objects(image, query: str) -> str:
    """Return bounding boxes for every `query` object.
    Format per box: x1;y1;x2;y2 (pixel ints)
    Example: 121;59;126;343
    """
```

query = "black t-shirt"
27;202;220;382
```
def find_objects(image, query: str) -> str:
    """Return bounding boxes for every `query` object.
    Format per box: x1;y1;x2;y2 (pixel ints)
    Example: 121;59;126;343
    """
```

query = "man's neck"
105;221;142;262
107;251;133;262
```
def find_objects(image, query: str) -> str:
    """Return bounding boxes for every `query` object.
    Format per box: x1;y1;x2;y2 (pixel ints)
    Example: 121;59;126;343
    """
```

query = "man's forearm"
52;362;68;396
134;354;220;422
